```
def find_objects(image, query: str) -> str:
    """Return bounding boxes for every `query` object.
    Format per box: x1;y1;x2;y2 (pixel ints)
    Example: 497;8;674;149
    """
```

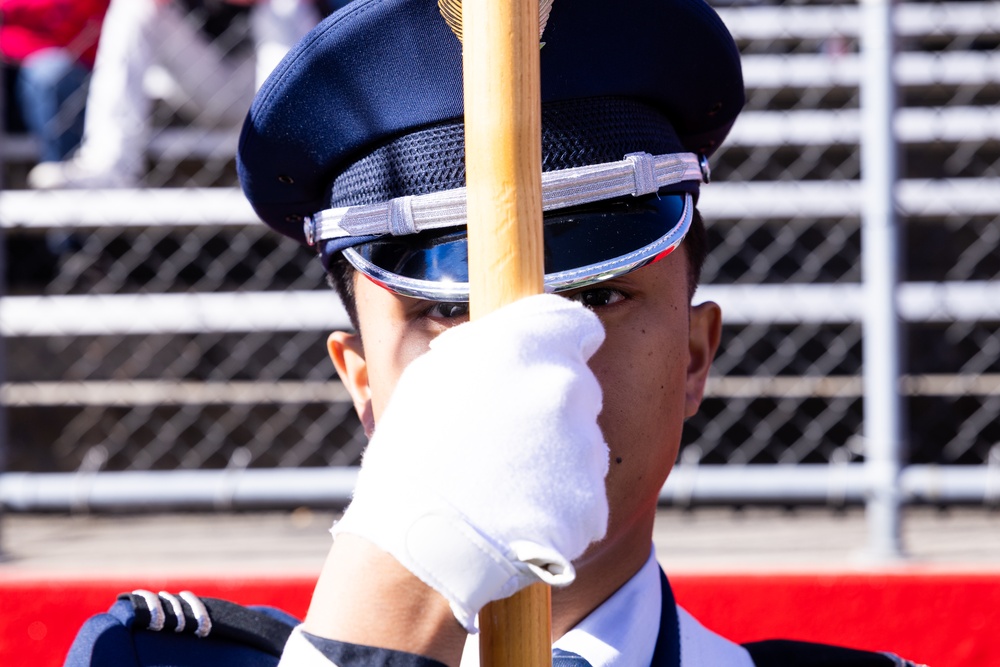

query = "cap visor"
343;193;691;301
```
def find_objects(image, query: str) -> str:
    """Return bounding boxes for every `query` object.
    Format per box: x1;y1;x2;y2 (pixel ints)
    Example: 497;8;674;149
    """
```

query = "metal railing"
1;1;998;563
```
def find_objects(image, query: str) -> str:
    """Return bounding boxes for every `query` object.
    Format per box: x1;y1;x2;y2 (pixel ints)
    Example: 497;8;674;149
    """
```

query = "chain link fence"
1;1;998;505
684;0;1000;473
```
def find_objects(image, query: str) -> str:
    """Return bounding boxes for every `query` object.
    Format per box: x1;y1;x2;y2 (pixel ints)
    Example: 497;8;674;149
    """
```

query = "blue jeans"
15;48;90;162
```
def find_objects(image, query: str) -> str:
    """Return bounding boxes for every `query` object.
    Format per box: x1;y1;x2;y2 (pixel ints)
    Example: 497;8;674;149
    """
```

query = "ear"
685;301;722;419
328;331;375;437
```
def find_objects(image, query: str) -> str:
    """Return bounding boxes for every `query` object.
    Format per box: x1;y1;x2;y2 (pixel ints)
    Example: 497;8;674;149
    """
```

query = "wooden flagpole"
461;0;546;320
459;0;552;665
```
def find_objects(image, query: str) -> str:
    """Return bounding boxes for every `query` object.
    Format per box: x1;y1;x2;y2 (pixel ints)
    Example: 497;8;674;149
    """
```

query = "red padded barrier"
0;575;316;666
670;571;998;667
2;571;996;666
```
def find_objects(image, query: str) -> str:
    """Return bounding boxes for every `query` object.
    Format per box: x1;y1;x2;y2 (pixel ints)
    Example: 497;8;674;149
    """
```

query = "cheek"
590;327;689;477
353;279;449;422
358;313;438;421
367;336;434;420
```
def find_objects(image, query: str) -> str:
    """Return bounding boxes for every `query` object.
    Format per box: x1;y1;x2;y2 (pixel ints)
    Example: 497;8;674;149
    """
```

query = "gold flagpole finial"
438;0;554;44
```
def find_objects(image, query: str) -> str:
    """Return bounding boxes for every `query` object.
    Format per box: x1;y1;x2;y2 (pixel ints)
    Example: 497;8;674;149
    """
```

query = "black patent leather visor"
342;193;691;301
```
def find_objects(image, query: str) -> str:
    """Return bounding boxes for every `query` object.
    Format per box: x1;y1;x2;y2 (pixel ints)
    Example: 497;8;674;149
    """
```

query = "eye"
426;301;470;321
568;287;626;309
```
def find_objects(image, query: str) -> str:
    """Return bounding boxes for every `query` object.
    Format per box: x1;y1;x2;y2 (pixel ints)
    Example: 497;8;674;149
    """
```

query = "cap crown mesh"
329;98;686;208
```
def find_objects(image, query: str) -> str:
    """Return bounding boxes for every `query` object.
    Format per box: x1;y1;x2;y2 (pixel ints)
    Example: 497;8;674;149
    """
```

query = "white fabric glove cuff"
333;500;575;632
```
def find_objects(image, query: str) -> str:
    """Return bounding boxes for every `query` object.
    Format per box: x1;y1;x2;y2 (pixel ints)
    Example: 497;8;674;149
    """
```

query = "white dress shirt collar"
459;548;661;667
461;547;754;667
551;546;662;667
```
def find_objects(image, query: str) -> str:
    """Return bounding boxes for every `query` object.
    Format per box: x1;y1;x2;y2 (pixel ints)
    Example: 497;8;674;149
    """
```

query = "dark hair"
326;250;360;330
327;209;708;332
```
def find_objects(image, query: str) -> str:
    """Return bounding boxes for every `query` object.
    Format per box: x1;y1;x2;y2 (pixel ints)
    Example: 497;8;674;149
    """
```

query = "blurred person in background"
26;0;321;190
0;0;110;162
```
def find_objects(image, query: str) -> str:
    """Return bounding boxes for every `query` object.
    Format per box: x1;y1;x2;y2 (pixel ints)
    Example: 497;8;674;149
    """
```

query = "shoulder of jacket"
743;639;928;667
63;590;299;667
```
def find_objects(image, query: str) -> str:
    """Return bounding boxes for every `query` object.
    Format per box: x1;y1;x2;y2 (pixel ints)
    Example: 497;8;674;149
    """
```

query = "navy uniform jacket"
63;572;923;667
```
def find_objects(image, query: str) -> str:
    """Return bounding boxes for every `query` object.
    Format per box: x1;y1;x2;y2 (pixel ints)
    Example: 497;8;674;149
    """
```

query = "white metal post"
859;0;905;560
0;61;7;559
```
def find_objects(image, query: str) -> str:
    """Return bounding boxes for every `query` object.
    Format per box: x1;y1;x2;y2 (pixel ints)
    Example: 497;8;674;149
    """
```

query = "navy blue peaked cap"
237;0;744;248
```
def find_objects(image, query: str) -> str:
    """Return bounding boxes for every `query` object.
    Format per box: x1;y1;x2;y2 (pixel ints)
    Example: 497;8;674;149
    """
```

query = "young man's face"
328;245;721;554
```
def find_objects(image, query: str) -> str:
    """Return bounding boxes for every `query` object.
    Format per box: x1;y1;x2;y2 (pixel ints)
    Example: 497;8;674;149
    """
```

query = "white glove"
332;293;610;632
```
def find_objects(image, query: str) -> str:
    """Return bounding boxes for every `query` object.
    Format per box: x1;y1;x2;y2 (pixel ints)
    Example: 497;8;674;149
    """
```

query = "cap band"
304;151;705;246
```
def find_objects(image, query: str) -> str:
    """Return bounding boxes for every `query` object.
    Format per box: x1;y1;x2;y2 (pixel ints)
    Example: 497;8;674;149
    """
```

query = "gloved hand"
331;293;610;632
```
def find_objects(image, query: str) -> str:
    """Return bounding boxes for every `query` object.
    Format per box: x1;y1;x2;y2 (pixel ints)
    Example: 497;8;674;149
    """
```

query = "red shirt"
0;0;111;67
